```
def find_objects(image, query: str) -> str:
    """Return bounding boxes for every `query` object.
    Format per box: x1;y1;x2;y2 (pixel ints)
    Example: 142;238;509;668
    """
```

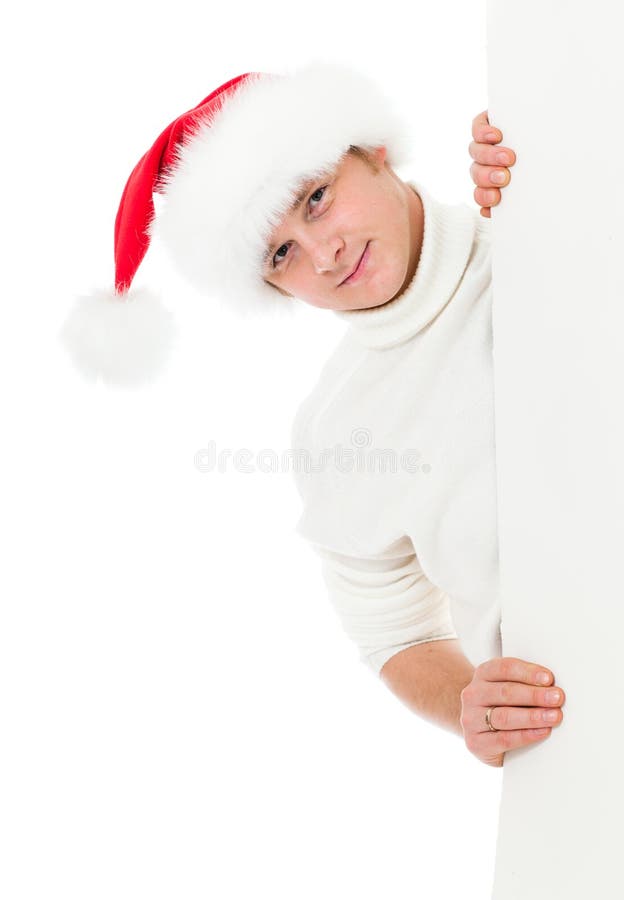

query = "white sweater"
290;181;502;676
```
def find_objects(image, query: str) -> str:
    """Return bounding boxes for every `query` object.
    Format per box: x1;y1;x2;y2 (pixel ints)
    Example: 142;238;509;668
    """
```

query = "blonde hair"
347;144;382;172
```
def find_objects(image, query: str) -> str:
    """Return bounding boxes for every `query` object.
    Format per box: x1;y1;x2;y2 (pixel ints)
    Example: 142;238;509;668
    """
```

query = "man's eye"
309;186;327;206
273;243;290;267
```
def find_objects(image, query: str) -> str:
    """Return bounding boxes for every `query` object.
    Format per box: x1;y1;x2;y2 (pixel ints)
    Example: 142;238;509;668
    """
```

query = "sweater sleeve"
311;536;459;677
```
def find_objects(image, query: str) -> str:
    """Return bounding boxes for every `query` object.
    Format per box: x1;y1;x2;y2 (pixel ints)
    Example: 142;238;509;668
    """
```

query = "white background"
0;2;503;897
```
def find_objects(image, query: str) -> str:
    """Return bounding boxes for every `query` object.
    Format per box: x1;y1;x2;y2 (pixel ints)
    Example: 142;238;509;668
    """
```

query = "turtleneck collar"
332;181;479;350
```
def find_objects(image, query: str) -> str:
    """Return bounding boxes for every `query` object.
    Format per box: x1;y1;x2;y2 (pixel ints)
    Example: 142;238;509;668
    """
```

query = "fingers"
471;155;512;204
470;162;513;209
462;656;566;723
467;724;553;759
468;113;516;218
471;162;511;191
462;681;565;730
487;682;565;711
484;702;563;733
469;140;516;168
474;186;501;211
472;110;502;143
477;656;554;686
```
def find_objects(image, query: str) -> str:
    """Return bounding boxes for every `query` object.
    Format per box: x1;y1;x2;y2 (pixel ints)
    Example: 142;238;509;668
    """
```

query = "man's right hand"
460;657;566;767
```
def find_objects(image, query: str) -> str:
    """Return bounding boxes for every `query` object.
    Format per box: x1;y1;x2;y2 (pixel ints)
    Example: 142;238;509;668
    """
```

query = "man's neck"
402;182;425;295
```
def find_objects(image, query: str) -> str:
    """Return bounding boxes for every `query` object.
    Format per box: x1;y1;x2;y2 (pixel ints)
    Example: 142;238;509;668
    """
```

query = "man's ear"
372;145;388;168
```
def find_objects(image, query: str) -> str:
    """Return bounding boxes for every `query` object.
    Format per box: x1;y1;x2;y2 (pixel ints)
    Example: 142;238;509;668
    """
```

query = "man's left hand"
469;111;516;218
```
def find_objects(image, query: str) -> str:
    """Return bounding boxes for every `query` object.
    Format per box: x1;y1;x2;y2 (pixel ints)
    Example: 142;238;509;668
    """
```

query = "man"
60;63;565;768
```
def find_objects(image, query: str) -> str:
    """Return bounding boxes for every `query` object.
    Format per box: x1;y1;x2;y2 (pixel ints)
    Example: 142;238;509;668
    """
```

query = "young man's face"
262;147;422;311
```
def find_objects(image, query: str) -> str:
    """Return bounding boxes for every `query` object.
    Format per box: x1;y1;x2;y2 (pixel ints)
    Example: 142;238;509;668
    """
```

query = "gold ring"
485;706;498;732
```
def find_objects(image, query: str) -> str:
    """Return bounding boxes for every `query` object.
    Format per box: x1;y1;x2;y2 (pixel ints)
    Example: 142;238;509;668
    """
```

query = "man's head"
262;144;423;312
153;62;414;320
61;62;416;386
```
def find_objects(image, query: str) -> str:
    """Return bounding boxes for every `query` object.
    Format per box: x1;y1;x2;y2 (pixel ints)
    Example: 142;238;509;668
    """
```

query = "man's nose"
309;235;344;274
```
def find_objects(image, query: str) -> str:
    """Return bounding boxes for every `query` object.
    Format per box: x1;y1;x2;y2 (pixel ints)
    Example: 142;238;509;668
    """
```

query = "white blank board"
487;2;624;897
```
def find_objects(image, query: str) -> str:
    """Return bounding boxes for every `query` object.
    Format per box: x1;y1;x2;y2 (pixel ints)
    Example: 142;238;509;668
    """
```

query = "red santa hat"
59;60;412;388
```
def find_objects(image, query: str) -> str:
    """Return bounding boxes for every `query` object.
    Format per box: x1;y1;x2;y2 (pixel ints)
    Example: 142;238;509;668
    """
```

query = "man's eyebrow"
291;180;315;211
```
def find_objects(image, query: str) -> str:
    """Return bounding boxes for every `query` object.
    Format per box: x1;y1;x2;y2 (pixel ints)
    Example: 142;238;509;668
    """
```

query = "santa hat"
59;60;413;388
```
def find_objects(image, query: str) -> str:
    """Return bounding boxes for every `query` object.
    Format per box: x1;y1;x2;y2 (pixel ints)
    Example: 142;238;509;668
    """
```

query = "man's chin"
352;285;400;311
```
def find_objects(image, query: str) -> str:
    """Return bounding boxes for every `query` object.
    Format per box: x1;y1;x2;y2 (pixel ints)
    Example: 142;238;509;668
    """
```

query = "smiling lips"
340;242;370;286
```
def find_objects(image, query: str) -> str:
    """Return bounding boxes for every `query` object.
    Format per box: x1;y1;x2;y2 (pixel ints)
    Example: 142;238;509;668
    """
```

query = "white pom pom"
58;288;177;388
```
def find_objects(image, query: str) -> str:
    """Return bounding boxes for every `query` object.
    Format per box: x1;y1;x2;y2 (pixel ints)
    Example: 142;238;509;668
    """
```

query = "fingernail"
546;690;561;703
490;171;507;185
496;151;510;164
485;131;499;141
536;672;551;685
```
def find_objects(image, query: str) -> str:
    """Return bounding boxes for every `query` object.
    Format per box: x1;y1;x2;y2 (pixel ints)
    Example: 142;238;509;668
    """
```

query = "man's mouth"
339;242;370;286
